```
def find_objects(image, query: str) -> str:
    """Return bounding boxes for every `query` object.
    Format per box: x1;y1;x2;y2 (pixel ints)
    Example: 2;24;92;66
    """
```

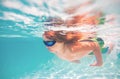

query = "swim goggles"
43;40;56;46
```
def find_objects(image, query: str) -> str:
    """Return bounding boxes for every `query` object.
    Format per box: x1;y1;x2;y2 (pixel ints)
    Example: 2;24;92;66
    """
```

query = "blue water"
0;38;53;79
0;37;120;79
0;0;120;79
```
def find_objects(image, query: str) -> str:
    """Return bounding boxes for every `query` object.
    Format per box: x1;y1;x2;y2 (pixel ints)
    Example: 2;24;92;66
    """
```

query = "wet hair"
43;30;83;44
43;30;90;52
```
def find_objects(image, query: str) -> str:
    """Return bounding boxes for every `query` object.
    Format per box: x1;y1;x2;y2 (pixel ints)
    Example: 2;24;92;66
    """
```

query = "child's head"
42;30;83;52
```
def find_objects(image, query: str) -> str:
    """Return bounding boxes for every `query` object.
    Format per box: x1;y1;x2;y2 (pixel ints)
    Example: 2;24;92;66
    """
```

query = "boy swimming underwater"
42;16;114;66
42;1;114;66
43;30;104;66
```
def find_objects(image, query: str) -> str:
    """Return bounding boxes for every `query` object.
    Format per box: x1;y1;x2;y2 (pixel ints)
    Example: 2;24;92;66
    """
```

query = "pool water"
0;37;120;79
0;38;53;79
0;0;120;79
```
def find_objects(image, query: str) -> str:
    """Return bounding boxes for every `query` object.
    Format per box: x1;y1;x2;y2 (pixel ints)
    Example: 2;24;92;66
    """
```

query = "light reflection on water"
20;54;120;79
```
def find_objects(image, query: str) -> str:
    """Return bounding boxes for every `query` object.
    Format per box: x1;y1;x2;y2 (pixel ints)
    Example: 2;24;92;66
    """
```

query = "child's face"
43;35;64;53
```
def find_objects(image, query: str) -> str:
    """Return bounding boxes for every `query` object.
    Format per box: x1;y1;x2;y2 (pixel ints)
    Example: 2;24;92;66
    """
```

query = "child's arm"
90;42;103;66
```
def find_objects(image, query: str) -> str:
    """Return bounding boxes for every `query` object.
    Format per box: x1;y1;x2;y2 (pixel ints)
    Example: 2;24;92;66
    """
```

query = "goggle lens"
43;40;56;46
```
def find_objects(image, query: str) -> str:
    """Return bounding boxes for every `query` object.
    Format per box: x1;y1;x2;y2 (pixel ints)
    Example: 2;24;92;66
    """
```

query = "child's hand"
90;61;103;66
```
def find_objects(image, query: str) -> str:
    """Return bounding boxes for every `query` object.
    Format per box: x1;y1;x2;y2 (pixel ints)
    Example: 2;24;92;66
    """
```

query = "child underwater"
42;1;114;66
